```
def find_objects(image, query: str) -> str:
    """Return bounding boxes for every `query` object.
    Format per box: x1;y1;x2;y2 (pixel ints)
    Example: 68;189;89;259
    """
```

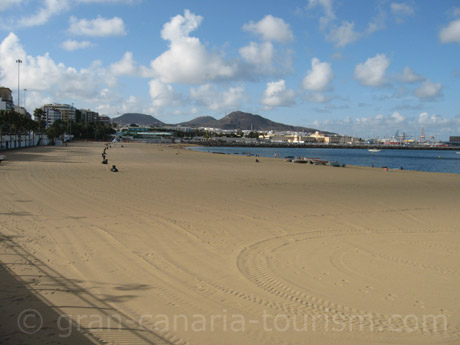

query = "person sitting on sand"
111;165;118;172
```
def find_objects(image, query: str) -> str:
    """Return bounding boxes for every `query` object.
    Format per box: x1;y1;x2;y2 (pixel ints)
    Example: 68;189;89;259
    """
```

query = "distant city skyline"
0;0;459;139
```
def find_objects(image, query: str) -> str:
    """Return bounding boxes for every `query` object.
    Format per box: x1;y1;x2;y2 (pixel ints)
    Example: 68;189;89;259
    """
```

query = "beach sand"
0;142;459;345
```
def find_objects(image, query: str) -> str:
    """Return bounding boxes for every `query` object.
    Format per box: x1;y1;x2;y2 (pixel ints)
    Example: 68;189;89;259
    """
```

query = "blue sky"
0;0;460;139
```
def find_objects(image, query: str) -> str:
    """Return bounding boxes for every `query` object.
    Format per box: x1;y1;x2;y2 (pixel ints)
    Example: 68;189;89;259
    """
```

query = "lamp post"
23;88;27;111
15;59;22;148
16;59;22;113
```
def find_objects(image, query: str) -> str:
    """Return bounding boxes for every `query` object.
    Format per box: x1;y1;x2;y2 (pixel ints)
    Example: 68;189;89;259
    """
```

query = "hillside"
112;113;164;126
178;116;217;127
112;111;329;134
185;111;319;132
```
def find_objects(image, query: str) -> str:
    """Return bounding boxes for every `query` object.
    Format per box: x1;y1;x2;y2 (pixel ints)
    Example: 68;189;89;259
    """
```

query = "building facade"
449;136;460;145
41;106;62;127
80;109;99;124
43;104;76;122
0;87;13;111
98;115;111;125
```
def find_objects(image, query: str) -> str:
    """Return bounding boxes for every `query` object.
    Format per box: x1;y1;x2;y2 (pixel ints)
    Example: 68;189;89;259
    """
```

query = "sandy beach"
1;141;459;345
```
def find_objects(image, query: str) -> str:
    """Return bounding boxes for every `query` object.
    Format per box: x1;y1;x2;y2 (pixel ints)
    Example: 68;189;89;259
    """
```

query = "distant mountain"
112;113;164;126
113;111;329;134
178;116;217;127
186;111;320;132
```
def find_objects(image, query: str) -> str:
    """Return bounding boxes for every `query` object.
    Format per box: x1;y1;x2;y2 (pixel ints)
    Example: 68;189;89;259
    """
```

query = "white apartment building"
43;104;76;122
41;107;62;127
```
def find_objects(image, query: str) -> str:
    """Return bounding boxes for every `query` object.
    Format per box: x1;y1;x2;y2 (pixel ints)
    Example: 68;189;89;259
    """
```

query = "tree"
46;120;66;145
33;108;46;133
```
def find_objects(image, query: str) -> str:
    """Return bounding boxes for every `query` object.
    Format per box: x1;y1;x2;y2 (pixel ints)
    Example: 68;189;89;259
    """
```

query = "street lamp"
23;88;27;112
16;59;22;112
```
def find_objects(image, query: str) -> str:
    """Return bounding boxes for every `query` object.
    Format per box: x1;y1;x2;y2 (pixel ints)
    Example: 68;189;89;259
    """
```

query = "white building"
41;107;62;127
43;104;76;122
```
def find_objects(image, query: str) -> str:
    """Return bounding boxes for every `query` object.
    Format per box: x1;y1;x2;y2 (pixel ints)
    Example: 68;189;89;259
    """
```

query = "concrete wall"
0;134;52;150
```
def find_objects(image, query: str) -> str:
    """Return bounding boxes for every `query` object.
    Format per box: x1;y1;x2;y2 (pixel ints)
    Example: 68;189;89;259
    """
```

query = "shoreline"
187;144;460;175
188;141;460;150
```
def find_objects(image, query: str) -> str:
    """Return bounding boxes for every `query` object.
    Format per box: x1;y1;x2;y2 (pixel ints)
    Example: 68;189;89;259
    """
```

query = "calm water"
191;146;460;174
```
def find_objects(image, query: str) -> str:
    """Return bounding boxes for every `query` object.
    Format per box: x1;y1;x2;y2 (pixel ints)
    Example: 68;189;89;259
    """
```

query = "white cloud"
312;112;408;137
413;80;442;100
307;0;385;48
418;112;451;126
327;21;361;48
439;18;460;44
398;66;424;83
390;2;415;17
61;39;93;51
149;79;183;108
190;84;246;110
16;0;70;27
0;32;120;112
354;54;390;87
0;0;22;12
149;10;236;84
242;15;294;43
305;93;332;103
306;0;336;30
110;52;137;76
260;80;296;109
1;0;135;29
68;16;126;37
239;41;276;73
313;111;460;138
302;57;334;91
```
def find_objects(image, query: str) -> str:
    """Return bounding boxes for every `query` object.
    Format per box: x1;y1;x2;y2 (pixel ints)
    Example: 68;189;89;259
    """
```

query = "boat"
293;158;308;164
457;152;460;155
368;148;381;153
329;160;346;167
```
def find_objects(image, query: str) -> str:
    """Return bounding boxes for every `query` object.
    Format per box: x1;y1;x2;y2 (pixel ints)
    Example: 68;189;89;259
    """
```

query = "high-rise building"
43;104;76;122
40;106;62;127
0;87;13;111
80;109;99;124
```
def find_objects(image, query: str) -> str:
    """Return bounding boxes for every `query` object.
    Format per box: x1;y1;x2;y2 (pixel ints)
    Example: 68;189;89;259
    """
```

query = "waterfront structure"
0;87;14;111
98;115;111;125
14;105;30;117
43;104;76;122
40;106;62;127
80;109;99;124
449;136;460;145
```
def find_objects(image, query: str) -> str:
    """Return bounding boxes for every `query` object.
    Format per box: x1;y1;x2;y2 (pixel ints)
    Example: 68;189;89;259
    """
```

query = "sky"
0;0;460;139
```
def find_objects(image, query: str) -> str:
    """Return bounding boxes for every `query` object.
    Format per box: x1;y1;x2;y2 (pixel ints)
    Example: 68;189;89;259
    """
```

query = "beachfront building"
80;109;99;124
449;136;460;145
0;87;14;111
309;131;329;143
43;104;76;122
98;115;111;125
40;106;62;127
14;105;30;117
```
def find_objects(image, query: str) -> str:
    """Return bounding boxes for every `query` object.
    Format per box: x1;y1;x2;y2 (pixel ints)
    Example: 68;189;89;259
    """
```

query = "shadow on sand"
0;235;172;345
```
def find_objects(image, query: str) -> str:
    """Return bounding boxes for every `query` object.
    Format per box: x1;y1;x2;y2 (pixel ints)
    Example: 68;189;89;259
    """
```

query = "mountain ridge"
112;111;327;133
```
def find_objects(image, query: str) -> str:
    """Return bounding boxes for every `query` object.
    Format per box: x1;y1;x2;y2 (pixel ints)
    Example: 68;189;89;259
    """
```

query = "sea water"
191;146;460;174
